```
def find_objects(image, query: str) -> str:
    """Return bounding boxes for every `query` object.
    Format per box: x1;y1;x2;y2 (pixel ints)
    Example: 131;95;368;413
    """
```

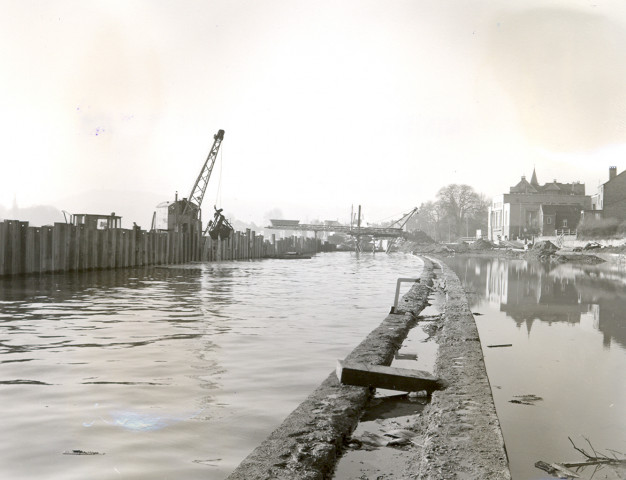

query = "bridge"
266;207;418;253
266;220;404;238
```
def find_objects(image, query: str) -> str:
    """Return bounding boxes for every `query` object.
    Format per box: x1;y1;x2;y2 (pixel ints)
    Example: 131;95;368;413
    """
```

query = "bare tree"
407;201;444;240
436;184;485;239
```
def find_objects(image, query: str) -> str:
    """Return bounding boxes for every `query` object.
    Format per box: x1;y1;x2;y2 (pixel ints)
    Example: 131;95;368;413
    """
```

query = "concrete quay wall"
227;261;435;480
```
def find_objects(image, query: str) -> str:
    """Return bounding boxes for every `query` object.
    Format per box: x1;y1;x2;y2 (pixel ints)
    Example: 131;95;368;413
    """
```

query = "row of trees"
406;184;489;242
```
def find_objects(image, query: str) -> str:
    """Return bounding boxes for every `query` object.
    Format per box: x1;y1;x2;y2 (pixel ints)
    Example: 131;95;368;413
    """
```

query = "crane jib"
182;129;225;217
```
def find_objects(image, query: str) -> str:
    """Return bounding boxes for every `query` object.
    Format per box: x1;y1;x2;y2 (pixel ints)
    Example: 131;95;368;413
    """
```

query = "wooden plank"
336;360;444;393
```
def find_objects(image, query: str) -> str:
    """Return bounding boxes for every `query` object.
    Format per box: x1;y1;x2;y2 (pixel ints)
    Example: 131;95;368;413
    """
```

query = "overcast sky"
2;0;626;225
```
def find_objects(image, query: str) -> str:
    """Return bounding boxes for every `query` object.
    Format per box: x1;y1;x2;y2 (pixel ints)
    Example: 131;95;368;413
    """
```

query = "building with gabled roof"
587;167;626;222
488;168;591;241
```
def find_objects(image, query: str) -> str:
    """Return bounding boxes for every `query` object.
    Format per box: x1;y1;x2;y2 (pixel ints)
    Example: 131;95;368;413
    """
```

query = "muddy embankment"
398;235;619;266
227;257;510;479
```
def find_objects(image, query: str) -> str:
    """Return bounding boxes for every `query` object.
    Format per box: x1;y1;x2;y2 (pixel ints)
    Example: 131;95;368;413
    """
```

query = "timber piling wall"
0;220;320;277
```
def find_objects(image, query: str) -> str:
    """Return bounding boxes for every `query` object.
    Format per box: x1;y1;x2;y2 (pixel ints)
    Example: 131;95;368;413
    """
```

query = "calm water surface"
0;252;423;479
445;256;626;480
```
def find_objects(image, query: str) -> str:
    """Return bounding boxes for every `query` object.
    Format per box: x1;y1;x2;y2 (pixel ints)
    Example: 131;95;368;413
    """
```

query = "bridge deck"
266;223;404;238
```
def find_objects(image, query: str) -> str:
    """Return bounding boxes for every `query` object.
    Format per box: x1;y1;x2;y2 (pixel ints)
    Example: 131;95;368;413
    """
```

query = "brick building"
588;167;626;222
488;169;591;241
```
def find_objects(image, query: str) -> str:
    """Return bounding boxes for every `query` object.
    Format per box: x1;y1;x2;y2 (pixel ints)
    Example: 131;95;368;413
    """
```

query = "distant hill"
0;204;64;227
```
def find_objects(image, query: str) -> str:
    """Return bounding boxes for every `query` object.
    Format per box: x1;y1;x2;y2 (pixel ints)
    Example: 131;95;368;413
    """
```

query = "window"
563;219;568;227
547;217;552;225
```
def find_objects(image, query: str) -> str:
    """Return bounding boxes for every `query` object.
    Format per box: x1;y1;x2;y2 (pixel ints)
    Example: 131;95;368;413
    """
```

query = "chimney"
609;166;617;180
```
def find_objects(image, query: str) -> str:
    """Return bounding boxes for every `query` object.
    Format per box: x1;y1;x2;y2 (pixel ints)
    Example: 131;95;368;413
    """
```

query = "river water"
444;256;626;480
0;252;423;480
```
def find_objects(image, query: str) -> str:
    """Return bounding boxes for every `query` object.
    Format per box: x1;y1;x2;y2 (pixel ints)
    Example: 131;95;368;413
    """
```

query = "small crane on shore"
151;128;233;239
384;207;418;253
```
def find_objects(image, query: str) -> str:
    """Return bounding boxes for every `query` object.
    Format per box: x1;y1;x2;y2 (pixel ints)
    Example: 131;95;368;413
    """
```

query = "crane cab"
154;198;201;233
65;212;122;230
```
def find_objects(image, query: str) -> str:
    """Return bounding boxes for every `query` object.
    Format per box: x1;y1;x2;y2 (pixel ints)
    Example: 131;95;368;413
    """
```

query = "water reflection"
445;256;626;480
447;256;626;349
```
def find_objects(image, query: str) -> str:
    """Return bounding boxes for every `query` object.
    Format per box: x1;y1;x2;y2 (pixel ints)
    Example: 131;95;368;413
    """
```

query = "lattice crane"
385;207;418;253
389;207;418;229
182;129;225;218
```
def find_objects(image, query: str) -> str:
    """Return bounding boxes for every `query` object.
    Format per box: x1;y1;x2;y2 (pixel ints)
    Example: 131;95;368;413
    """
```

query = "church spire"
530;167;539;186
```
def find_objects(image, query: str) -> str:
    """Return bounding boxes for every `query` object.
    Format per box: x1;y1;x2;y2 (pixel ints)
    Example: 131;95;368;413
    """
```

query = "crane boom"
389;207;418;229
182;129;225;217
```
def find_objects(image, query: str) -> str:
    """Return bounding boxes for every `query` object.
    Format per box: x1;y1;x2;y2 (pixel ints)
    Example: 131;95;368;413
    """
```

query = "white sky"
2;0;626;225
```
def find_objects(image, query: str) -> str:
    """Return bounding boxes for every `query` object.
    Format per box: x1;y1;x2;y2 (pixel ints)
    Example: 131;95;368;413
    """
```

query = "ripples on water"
445;256;626;480
0;252;423;479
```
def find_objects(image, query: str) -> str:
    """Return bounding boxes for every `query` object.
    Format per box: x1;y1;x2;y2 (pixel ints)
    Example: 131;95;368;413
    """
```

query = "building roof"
510;176;538;194
604;168;626;185
540;204;582;215
509;170;585;195
530;167;539;187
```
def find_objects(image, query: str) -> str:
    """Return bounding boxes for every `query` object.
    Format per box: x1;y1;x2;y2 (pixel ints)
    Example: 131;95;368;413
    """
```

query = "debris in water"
487;344;512;348
535;437;626;479
534;460;580;478
509;394;543;405
63;449;104;455
353;428;419;449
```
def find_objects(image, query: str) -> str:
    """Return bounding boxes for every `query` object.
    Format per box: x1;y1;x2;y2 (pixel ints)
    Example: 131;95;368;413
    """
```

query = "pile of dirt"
523;240;559;262
532;240;559;254
453;243;470;253
413;243;455;255
470;238;494;250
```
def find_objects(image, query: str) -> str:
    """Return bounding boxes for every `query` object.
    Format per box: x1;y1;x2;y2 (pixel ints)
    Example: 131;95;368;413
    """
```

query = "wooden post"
129;230;135;267
52;223;62;272
41;226;52;273
96;229;104;270
9;221;21;275
77;226;85;271
87;228;95;270
32;227;41;273
122;230;129;267
24;226;35;274
70;225;78;271
0;221;6;276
